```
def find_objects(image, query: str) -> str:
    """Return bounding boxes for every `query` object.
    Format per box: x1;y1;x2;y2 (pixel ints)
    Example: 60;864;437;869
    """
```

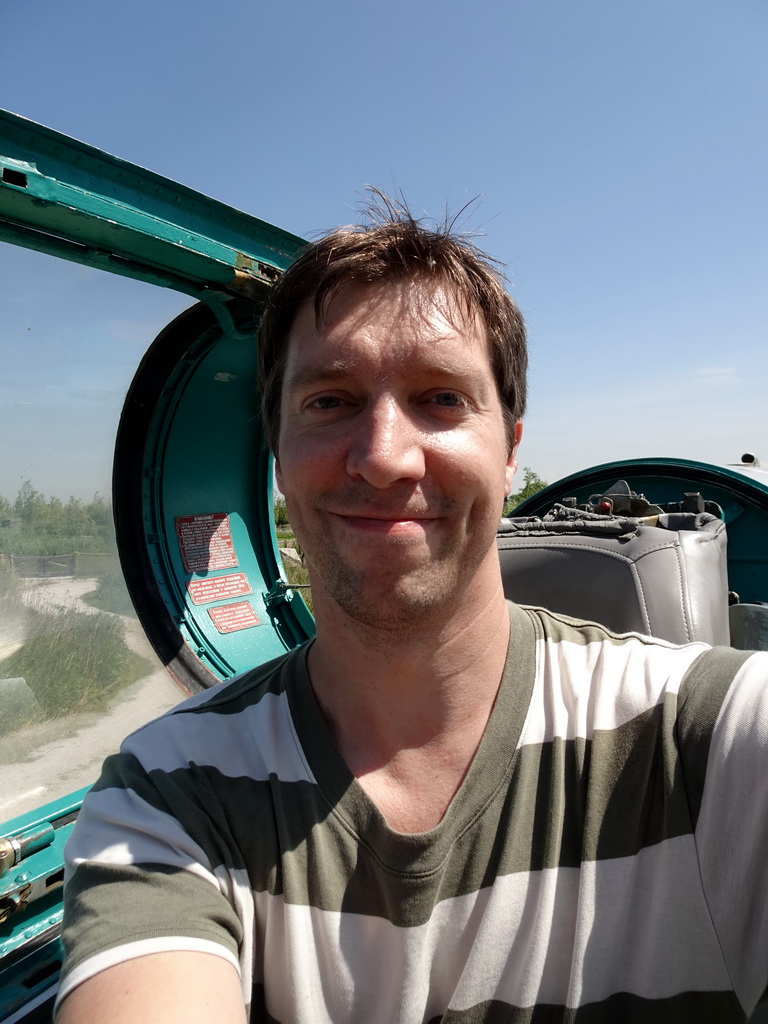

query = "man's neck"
307;581;511;833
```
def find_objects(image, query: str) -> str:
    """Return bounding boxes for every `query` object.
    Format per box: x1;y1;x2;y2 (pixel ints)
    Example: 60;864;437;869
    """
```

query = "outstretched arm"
56;951;247;1024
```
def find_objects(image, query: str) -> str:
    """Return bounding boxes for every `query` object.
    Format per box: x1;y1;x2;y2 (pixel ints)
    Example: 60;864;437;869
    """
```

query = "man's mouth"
331;512;439;534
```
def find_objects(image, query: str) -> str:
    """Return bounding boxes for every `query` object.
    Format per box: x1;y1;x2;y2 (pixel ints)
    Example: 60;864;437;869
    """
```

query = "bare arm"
56;951;247;1024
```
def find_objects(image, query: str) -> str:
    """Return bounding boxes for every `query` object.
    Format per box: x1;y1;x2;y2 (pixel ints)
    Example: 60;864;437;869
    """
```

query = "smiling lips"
331;512;439;534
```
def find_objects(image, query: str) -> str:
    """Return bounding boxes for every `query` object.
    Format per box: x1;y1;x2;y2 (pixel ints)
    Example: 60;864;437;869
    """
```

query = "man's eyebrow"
282;364;354;396
283;359;495;397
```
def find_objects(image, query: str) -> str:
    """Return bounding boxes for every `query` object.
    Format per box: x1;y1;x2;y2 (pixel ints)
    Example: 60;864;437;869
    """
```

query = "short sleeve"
57;747;246;1011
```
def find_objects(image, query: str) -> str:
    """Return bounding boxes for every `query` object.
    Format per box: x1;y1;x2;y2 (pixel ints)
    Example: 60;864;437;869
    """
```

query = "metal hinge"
0;823;56;923
264;579;310;608
0;883;32;924
0;823;54;879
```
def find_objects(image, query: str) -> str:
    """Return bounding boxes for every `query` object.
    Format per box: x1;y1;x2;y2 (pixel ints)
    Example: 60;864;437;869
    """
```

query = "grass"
276;523;313;613
82;573;137;617
0;530;112;557
283;557;313;613
0;565;151;731
1;603;152;724
0;560;24;612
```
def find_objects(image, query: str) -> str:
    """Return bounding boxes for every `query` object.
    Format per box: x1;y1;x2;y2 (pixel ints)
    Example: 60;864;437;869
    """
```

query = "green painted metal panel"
0;791;86;1019
0;109;306;296
121;301;314;685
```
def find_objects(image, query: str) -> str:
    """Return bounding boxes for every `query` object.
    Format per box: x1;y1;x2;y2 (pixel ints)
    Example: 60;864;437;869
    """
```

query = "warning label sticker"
208;602;262;634
176;513;239;574
187;572;252;606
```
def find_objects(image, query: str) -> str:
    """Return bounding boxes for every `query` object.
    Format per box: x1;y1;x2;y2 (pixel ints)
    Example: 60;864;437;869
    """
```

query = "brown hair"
258;196;527;454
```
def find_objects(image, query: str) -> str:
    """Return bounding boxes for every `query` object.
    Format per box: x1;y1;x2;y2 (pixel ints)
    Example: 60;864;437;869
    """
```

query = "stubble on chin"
306;551;480;643
291;493;505;640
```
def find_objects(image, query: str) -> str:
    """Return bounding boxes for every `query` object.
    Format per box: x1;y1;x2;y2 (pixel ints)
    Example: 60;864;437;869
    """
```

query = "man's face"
274;279;520;629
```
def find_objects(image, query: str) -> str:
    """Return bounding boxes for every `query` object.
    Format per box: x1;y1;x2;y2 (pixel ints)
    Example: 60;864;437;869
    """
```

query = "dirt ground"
0;577;187;822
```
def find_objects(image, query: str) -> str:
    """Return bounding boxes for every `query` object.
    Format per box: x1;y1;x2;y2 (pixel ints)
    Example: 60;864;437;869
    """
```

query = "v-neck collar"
286;603;538;876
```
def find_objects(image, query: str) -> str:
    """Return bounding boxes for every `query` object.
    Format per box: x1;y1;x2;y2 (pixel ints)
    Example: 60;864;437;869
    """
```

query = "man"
57;206;768;1023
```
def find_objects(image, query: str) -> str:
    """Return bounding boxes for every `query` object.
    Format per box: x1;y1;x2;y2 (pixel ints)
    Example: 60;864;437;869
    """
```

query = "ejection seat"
497;480;731;646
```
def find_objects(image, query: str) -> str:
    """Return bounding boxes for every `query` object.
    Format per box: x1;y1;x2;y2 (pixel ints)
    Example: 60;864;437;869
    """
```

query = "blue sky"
1;0;766;498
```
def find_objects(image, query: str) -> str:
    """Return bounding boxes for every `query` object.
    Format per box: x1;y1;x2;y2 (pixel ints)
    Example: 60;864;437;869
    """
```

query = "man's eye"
431;392;469;409
310;396;344;410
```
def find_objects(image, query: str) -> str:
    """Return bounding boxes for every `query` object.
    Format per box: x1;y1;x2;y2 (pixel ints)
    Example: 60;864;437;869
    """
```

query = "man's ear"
504;420;524;496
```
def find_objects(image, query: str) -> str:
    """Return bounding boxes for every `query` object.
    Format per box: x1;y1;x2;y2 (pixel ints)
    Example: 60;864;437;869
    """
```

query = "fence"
6;553;121;578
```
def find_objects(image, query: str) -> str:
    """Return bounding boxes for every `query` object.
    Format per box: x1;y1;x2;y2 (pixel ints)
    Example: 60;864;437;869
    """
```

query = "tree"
14;480;47;530
83;493;112;531
44;496;65;534
273;497;289;527
63;496;92;537
504;467;548;516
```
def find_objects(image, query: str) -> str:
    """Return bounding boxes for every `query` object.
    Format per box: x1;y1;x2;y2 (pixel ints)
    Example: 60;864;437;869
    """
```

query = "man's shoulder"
512;600;700;651
519;600;765;684
115;643;311;770
512;598;708;659
510;600;766;725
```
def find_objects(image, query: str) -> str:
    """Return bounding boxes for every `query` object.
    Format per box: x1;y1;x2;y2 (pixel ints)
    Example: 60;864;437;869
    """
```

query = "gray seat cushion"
497;509;730;646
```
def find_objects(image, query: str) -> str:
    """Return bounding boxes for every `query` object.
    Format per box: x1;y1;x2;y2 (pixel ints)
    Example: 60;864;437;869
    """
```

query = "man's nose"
345;399;426;487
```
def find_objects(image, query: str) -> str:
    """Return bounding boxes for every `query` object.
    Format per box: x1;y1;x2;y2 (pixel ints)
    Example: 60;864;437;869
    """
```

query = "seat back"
497;507;730;645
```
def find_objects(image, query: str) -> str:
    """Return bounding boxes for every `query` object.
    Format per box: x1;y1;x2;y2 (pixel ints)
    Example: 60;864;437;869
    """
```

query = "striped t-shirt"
59;603;768;1022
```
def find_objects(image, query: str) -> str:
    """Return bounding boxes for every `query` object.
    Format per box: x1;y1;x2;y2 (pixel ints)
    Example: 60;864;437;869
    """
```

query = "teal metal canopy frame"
0;109;306;300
